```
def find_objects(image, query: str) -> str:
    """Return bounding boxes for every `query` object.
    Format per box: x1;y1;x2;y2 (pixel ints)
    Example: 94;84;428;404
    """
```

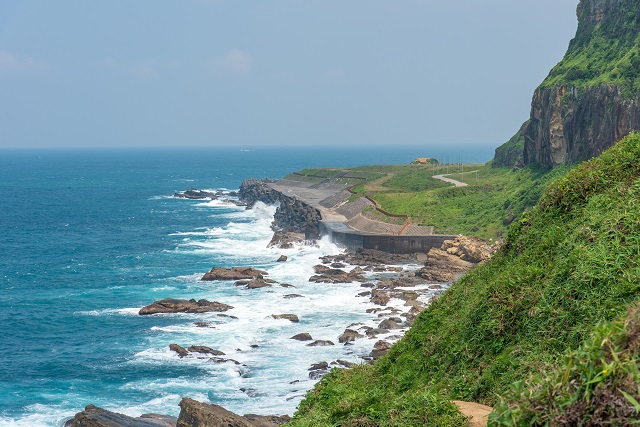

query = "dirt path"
432;173;469;187
453;401;493;427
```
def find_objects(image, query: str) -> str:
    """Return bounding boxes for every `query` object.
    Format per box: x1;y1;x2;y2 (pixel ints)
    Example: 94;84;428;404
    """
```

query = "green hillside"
287;132;640;426
542;0;640;95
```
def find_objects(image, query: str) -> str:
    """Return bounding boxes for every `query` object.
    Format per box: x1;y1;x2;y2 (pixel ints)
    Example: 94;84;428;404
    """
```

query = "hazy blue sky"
0;1;578;149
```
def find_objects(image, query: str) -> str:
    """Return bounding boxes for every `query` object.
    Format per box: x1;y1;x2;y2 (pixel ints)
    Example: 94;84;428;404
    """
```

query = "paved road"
432;173;469;187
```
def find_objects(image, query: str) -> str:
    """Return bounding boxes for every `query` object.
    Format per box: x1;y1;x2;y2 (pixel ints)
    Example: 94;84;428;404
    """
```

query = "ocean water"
0;146;493;426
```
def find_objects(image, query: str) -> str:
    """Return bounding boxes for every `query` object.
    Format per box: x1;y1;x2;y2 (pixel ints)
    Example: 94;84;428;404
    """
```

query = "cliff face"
497;0;640;168
523;85;640;167
238;179;321;240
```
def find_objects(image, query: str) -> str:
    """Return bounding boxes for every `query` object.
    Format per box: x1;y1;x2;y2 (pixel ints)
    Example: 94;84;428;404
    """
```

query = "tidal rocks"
170;344;189;358
306;340;334;347
276;255;288;262
441;236;498;264
177;397;290;427
320;249;412;267
269;232;305;249
309;265;366;283
139;299;233;315
187;346;225;356
241;278;273;289
271;314;299;322
338;329;364;344
290;333;313;341
66;404;177;427
308;361;330;379
378;318;403;330
201;267;268;281
174;188;222;200
370;340;392;360
415;248;475;283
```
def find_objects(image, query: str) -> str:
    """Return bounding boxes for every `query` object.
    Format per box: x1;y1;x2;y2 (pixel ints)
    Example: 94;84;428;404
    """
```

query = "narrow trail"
432;172;477;187
453;401;493;427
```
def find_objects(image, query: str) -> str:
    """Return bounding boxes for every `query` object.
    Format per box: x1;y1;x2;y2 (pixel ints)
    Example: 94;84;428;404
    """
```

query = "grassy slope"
287;133;640;426
358;163;562;239
542;0;640;96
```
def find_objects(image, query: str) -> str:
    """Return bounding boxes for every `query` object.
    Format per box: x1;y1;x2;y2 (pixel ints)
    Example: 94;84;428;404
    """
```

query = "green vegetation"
492;127;526;168
492;305;640;425
542;0;640;95
288;133;640;426
364;163;563;239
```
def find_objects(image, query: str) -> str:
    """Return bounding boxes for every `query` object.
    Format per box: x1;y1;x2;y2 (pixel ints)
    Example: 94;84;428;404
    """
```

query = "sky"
0;0;579;149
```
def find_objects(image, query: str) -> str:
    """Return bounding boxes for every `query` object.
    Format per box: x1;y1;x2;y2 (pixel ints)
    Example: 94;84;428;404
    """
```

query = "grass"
287;132;640;426
540;1;640;96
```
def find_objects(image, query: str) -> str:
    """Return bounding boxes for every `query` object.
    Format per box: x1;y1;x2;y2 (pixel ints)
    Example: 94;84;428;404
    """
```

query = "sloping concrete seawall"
319;222;456;254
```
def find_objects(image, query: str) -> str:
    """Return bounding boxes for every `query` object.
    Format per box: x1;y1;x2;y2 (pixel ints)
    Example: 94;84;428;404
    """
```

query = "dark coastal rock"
187;346;225;356
271;314;299;322
67;404;177;427
370;340;392;360
338;329;364;344
268;232;305;249
378;319;403;330
202;267;268;281
243;278;273;289
369;289;390;306
306;340;334;347
415;248;475;283
209;357;241;365
320;249;412;267
309;361;329;371
177;397;289;427
290;332;313;341
174;188;221;200
334;359;355;368
309;265;366;283
283;294;303;299
170;344;189;358
276;255;288;262
139;299;233;315
308;361;330;380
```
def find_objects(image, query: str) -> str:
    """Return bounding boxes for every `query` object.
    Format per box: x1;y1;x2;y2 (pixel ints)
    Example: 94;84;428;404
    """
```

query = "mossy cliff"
494;0;640;169
287;133;640;426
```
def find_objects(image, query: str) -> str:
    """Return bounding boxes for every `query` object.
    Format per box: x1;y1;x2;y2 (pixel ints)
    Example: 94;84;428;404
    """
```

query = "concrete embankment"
240;178;456;254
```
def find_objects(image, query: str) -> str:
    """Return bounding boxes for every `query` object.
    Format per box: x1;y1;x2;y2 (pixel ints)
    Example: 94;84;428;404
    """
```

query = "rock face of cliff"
496;0;640;168
523;85;640;167
238;179;321;240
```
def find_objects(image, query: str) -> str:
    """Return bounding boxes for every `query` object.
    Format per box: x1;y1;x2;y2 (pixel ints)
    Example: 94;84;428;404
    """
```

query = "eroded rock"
139;299;233;315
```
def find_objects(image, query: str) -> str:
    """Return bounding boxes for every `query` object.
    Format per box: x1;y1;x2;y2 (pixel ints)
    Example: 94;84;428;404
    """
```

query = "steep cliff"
496;0;640;168
238;179;321;240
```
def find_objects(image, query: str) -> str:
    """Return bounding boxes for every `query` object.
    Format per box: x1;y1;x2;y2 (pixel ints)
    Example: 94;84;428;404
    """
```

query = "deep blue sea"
0;146;493;426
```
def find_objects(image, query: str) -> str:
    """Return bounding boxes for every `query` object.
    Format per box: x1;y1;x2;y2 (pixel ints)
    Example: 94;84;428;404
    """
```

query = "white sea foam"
76;307;140;317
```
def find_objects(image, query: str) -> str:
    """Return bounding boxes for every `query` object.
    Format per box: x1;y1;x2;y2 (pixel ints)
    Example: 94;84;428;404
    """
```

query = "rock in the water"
174;189;221;200
177;397;290;427
335;359;355;368
170;344;189;358
283;294;303;299
268;232;306;249
370;340;392;360
306;340;334;347
370;289;390;306
276;255;288;262
271;314;299;322
309;265;366;283
338;329;364;344
187;346;225;356
290;333;313;341
309;361;329;371
139;299;233;315
201;267;268;281
244;278;273;289
67;404;177;427
378;319;402;330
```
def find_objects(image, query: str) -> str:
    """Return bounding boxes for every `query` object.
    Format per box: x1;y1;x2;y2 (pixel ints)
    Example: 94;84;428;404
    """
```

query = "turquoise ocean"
0;146;493;426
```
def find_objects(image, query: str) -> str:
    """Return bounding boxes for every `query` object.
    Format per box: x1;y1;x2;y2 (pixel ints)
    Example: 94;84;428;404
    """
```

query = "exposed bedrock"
177;398;290;427
523;85;640;168
239;179;321;240
65;404;177;427
139;299;233;315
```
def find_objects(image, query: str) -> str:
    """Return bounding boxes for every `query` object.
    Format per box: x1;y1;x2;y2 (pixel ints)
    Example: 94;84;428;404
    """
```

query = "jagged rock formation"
65;405;177;427
239;179;321;240
495;0;640;169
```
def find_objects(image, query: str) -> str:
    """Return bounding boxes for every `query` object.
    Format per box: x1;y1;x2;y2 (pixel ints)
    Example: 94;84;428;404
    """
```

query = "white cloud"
0;50;48;71
214;49;252;74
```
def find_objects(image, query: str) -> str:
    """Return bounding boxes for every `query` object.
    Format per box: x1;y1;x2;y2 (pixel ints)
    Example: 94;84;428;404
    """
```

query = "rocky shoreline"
64;185;499;427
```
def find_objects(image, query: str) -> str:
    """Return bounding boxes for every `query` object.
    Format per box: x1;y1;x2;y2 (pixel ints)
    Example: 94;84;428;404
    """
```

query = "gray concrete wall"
319;222;455;254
